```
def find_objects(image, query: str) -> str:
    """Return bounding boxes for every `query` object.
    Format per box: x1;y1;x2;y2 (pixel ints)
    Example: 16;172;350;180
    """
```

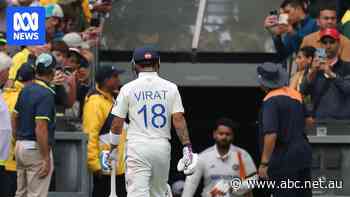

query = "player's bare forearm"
172;113;191;145
110;116;125;149
11;112;18;138
35;120;50;161
261;133;277;163
110;116;125;135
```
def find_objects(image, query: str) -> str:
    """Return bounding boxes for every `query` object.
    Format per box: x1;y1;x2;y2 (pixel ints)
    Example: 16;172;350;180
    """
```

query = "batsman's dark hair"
214;118;239;132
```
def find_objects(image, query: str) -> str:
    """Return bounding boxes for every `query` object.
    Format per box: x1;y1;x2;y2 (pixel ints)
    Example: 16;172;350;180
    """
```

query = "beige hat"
62;32;90;49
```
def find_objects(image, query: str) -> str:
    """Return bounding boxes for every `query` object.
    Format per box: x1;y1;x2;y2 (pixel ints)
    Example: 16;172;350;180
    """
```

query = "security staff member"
12;53;57;197
82;65;127;197
257;62;312;197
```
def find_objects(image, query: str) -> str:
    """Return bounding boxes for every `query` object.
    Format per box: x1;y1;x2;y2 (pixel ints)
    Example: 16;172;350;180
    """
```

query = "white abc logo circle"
13;12;39;31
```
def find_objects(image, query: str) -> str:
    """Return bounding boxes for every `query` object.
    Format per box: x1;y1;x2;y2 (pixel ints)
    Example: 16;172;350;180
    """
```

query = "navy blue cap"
17;62;35;82
132;47;160;65
95;65;125;84
257;62;288;89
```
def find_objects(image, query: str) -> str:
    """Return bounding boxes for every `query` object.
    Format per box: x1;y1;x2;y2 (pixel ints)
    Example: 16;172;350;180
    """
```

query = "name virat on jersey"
134;90;168;101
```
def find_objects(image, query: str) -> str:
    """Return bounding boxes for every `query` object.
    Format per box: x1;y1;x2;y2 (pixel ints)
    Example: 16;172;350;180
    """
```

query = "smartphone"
316;48;327;63
269;10;278;16
269;10;279;26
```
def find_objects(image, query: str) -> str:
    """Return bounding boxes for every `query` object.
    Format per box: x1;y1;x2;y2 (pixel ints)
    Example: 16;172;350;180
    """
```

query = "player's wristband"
260;161;269;167
110;131;120;145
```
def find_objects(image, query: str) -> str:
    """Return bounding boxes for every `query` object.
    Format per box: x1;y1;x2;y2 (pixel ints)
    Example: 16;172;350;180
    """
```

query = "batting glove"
177;144;198;175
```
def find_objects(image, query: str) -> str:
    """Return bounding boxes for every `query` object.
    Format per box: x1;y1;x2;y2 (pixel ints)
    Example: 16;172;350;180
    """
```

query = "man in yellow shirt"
83;65;127;197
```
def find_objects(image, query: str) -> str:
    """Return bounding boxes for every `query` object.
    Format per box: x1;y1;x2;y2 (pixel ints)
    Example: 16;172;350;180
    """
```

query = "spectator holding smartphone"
264;0;318;60
300;28;350;121
290;46;316;91
301;2;350;61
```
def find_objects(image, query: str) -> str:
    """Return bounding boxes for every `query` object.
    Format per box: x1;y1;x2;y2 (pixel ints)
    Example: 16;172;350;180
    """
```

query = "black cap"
17;61;35;82
132;47;160;65
257;62;288;89
95;65;125;84
68;48;89;68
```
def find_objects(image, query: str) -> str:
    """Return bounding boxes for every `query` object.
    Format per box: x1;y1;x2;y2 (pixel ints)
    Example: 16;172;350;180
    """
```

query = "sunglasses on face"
321;38;336;45
320;16;337;21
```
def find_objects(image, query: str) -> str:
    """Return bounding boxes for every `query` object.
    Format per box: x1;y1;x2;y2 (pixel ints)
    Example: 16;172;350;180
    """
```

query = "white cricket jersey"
182;145;257;197
111;72;184;141
0;91;12;162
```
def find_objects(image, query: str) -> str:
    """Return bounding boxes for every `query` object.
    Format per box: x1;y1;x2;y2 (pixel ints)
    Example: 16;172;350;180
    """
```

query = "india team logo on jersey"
232;164;240;171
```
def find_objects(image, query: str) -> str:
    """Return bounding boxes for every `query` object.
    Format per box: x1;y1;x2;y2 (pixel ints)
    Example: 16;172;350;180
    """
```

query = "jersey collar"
215;145;234;161
96;85;114;101
138;72;158;78
34;79;56;94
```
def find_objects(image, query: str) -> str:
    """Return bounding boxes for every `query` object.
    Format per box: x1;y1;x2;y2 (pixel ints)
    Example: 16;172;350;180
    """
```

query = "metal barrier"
48;132;90;197
308;135;350;197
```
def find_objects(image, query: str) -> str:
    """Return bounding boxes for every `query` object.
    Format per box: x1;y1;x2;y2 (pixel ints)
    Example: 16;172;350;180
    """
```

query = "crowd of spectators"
0;0;114;196
263;0;350;123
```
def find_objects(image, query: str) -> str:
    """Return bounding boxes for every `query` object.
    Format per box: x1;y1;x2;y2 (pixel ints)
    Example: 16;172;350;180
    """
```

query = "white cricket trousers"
126;138;171;197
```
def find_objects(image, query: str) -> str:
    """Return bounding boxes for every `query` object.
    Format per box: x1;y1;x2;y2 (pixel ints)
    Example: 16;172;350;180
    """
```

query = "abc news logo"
6;7;45;45
13;12;39;40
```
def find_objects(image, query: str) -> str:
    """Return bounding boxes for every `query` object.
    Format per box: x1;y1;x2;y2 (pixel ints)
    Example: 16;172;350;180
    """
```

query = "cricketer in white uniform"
182;118;257;197
109;47;197;197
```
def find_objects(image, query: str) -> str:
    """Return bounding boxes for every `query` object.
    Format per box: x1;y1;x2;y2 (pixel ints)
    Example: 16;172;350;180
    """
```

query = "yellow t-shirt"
342;10;350;25
83;86;126;175
2;81;25;171
39;0;57;5
8;48;30;81
39;0;92;22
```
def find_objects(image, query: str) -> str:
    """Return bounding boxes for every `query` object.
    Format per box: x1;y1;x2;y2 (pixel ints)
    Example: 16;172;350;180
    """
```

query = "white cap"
0;52;12;72
62;32;90;49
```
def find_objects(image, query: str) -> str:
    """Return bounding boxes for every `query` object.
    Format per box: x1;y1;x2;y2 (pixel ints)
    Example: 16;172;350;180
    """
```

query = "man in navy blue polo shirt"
257;63;312;197
12;53;57;197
